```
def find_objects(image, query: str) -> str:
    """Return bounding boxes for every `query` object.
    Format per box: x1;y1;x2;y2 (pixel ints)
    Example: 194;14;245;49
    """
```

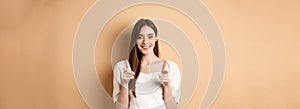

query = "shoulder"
165;60;180;74
113;60;127;71
165;60;179;68
165;60;181;79
114;60;127;68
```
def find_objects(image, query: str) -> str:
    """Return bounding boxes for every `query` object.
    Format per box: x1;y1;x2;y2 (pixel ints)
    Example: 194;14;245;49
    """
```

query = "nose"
142;37;150;43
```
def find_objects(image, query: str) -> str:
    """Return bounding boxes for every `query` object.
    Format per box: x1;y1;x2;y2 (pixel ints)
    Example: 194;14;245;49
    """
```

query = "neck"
141;53;159;64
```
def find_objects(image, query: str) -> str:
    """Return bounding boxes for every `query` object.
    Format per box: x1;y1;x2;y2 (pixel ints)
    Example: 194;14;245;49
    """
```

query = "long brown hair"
128;19;160;89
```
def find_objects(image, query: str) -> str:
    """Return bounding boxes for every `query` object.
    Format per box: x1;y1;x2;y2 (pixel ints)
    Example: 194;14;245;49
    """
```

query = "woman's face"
136;25;157;55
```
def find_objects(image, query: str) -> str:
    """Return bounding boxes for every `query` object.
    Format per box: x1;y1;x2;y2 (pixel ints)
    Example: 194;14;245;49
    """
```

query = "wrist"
121;82;129;89
163;84;171;90
163;86;173;100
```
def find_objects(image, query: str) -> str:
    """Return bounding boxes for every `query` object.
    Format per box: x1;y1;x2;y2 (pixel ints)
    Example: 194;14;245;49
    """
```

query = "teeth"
141;45;151;48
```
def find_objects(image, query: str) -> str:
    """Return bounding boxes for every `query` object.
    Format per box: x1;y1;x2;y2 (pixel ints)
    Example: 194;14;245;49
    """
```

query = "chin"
141;51;151;55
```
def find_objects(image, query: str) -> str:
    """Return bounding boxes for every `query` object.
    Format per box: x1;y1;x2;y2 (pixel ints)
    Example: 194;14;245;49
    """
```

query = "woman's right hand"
122;60;135;89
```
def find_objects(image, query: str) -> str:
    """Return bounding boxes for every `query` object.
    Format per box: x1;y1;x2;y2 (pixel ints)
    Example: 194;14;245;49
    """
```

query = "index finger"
125;60;131;71
162;60;169;74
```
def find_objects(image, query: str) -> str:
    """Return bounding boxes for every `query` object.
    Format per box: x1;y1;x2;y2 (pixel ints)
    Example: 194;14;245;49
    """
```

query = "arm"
163;85;178;109
114;60;135;109
115;85;130;109
160;61;179;109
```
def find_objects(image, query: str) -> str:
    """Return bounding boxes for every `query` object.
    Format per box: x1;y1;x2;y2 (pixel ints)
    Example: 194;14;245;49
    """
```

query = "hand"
159;60;171;87
122;60;135;89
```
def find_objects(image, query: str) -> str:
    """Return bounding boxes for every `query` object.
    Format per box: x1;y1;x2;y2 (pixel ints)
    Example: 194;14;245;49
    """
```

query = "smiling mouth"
140;45;152;49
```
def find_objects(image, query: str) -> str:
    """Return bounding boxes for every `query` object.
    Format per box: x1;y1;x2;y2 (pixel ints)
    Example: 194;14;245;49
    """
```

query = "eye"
148;36;154;39
137;35;143;39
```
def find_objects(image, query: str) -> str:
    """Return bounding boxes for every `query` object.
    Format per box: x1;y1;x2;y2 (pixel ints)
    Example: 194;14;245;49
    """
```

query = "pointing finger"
162;60;169;74
125;60;131;71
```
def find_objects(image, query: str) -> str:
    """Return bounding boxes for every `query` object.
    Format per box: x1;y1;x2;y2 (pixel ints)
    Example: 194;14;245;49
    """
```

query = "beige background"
1;0;300;109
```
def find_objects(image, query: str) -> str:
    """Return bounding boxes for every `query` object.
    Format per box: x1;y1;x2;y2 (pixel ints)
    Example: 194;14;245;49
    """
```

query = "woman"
113;19;181;109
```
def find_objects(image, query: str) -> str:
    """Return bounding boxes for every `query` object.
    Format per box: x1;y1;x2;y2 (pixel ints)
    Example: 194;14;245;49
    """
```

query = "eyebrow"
147;33;155;36
139;33;155;36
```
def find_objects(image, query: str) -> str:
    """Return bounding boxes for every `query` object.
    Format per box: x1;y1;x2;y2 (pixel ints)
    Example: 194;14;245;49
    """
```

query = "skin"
116;25;177;109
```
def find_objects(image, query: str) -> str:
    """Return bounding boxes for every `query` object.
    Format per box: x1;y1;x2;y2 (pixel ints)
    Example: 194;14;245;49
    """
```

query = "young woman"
113;19;181;109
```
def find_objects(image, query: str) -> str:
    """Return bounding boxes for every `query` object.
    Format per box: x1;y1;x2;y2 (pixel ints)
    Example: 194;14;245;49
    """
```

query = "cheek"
151;41;156;47
136;40;143;45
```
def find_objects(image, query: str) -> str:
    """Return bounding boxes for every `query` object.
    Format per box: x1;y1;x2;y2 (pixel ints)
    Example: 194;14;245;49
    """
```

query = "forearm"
163;86;177;109
116;85;129;109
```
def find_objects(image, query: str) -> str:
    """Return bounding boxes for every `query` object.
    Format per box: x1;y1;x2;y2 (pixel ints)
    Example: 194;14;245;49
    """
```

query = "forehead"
139;25;155;35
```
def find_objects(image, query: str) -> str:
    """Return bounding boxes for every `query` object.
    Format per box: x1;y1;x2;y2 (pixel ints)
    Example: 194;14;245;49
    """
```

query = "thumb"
162;60;169;74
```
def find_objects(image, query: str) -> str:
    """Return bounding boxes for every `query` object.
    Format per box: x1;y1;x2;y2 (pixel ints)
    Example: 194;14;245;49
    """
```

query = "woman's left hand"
160;60;171;87
160;61;177;109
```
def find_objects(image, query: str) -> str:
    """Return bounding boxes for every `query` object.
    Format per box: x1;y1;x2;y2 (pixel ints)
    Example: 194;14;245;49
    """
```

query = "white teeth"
141;45;151;48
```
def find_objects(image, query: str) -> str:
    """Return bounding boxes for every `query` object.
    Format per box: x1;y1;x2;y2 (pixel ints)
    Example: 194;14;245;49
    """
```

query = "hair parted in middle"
128;18;160;94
